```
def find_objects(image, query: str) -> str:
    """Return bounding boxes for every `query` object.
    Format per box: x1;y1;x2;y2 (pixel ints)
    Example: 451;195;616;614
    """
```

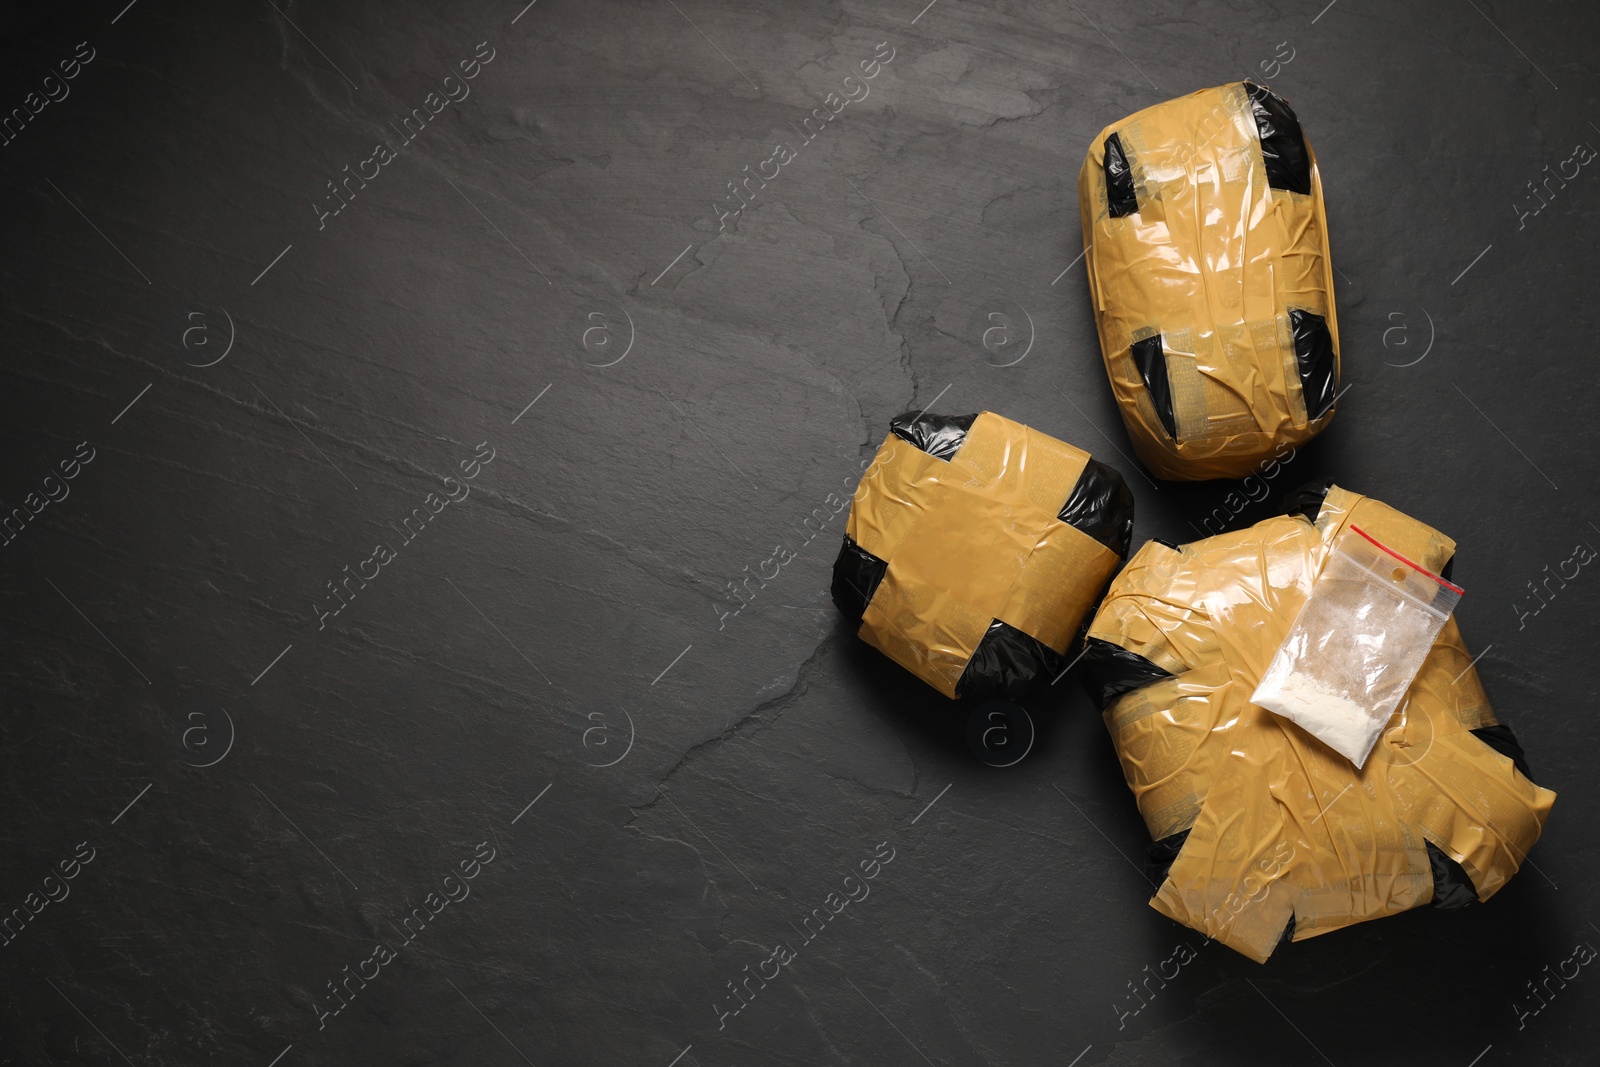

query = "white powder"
1249;532;1460;768
1255;671;1385;768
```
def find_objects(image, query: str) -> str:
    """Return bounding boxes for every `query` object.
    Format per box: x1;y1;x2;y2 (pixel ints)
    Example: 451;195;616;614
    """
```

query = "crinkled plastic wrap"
1253;526;1465;768
830;411;1133;701
1078;82;1341;481
1081;484;1555;962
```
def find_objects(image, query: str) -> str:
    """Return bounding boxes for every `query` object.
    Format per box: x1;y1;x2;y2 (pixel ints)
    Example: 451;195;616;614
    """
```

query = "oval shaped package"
1077;82;1340;481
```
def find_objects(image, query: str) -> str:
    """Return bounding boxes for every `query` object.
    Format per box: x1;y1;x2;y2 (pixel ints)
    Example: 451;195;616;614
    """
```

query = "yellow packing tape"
1091;486;1555;961
850;413;1120;697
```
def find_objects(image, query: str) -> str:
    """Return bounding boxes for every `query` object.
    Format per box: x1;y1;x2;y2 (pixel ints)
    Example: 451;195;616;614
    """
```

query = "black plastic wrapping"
1077;636;1172;712
1130;333;1176;439
1104;132;1139;218
1282;476;1335;523
1472;722;1533;780
956;620;1064;702
1244;82;1312;195
829;534;888;622
1059;459;1136;556
1427;842;1480;909
1289;308;1338;421
888;410;976;461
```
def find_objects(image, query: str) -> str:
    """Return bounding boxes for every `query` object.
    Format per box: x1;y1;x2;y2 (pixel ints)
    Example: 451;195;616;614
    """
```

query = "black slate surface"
2;1;1597;1065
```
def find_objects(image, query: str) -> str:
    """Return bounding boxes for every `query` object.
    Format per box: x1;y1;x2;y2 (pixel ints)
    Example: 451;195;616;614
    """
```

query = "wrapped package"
1078;82;1340;480
1080;482;1555;962
830;410;1133;701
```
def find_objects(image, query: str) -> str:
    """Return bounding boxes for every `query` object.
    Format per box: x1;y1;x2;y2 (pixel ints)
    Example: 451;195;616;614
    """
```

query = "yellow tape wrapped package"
1087;486;1554;962
845;412;1120;698
1078;82;1340;480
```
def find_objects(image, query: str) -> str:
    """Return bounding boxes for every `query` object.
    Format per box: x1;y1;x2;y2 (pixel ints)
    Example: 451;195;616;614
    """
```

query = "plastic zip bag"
1251;525;1464;768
